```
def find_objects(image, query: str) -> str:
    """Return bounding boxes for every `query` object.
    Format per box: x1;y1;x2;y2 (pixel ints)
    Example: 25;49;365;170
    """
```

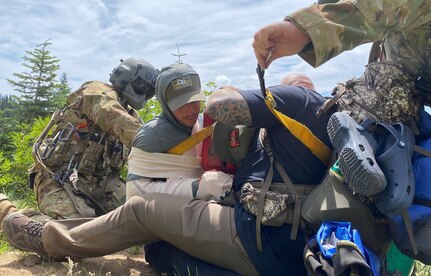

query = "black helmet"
109;58;158;109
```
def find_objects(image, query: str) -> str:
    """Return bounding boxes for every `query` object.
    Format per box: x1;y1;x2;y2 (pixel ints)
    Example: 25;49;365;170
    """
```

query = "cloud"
0;0;370;99
215;75;232;88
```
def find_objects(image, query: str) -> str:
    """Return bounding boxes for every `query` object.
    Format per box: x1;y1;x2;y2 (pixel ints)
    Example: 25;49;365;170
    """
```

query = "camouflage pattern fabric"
336;61;421;126
31;169;93;218
65;81;142;148
20;208;55;223
286;0;431;106
240;183;296;226
29;81;142;219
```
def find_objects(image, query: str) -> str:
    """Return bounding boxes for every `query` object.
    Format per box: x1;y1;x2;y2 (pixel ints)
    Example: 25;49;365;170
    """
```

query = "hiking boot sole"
327;112;387;195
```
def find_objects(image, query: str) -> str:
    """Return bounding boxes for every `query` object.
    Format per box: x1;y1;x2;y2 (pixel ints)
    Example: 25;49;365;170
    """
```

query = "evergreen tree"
0;95;8;110
0;96;20;156
52;72;72;107
7;39;61;121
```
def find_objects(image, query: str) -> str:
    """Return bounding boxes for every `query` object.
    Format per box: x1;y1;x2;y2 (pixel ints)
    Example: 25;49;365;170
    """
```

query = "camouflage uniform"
286;0;431;123
29;81;142;219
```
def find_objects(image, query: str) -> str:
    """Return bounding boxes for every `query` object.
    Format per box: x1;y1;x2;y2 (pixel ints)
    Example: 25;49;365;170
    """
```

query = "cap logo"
229;128;241;148
171;76;192;91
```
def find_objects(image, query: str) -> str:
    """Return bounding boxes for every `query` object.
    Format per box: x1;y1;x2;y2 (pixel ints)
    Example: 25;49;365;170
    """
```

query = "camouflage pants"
33;170;126;219
33;171;95;219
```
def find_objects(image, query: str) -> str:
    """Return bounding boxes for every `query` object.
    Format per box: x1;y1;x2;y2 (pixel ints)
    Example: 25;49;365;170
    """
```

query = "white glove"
195;170;233;204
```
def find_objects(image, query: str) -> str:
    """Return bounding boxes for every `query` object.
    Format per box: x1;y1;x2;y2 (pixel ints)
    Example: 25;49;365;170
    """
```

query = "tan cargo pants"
42;194;258;275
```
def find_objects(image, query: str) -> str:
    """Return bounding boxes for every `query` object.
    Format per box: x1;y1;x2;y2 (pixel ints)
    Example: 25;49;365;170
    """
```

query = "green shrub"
0;117;49;205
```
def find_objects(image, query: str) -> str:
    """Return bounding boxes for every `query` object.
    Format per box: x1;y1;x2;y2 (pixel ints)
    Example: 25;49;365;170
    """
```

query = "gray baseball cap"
156;63;205;111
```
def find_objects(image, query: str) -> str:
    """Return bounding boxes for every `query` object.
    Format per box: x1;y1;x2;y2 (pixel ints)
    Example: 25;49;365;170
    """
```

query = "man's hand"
253;21;311;68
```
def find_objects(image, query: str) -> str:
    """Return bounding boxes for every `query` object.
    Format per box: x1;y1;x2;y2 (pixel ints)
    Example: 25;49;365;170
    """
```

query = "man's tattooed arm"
205;86;252;126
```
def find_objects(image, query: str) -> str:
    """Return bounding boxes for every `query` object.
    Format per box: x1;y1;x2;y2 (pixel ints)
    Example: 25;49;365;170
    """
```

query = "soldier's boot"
2;212;49;259
0;193;19;226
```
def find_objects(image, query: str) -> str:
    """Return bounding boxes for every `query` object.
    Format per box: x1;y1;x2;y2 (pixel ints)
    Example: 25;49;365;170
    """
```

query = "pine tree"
0;95;19;155
7;39;61;121
52;72;72;107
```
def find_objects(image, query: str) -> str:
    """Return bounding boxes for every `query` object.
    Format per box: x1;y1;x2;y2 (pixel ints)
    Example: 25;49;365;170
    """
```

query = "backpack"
301;165;392;257
389;110;431;264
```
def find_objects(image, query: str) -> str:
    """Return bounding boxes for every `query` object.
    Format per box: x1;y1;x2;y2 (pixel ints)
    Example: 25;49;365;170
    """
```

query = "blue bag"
303;221;380;275
317;221;365;259
389;109;431;264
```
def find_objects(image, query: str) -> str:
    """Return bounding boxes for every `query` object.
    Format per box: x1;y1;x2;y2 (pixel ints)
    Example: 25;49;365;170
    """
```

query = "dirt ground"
0;249;161;276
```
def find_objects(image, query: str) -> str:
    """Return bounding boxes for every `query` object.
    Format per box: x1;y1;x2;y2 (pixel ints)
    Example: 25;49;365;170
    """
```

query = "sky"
0;0;372;98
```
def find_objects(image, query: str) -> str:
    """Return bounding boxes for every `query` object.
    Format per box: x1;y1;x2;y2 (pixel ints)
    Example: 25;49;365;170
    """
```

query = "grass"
62;256;110;276
0;247;122;276
0;233;149;275
170;265;199;276
0;232;13;254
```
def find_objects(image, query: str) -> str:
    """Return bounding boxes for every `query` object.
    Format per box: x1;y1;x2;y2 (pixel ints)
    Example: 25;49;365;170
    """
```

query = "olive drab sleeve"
286;0;431;68
79;81;142;148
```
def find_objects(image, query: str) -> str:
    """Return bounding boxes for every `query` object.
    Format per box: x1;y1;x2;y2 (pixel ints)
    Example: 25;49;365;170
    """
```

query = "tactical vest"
30;86;129;215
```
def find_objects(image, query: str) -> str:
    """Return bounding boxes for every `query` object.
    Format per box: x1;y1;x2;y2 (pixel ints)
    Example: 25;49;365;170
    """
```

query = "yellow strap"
167;125;214;155
264;90;331;165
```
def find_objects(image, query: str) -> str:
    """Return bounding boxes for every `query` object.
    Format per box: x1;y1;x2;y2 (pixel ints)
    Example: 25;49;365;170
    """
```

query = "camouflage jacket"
30;81;142;187
65;81;142;147
286;0;431;85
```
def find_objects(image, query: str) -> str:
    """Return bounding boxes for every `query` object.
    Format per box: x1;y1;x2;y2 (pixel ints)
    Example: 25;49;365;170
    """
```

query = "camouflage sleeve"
80;81;142;147
286;0;431;67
